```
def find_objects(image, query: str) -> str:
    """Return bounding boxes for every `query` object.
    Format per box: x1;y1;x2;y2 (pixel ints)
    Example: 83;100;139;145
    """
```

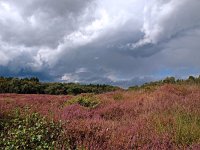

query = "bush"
67;94;100;108
163;77;176;84
0;111;64;149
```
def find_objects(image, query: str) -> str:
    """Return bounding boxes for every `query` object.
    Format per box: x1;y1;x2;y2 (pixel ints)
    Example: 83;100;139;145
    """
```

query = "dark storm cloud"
0;0;95;48
0;0;200;87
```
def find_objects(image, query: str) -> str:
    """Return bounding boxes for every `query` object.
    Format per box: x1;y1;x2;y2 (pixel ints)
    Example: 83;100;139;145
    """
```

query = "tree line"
0;77;120;95
129;75;200;90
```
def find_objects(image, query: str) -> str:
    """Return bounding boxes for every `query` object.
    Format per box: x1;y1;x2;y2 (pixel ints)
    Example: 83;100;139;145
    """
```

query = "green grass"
153;110;200;145
174;112;200;145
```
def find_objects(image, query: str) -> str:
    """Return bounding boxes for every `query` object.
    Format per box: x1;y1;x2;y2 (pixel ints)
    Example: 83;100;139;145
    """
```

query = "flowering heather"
0;84;200;149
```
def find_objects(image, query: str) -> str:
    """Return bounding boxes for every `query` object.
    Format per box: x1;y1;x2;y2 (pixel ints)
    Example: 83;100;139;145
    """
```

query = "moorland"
0;76;200;149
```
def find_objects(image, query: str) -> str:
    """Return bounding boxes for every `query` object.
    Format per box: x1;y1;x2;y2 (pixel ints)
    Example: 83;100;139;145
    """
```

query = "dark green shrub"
163;77;176;84
188;76;195;81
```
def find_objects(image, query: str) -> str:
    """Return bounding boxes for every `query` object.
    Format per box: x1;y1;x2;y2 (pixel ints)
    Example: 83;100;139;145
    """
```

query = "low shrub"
0;110;64;149
66;94;100;108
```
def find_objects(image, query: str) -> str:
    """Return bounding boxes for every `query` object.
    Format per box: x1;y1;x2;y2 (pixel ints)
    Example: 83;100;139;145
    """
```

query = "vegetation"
129;75;200;91
0;110;64;149
112;93;124;101
0;77;119;95
153;110;200;145
66;94;100;108
0;76;200;149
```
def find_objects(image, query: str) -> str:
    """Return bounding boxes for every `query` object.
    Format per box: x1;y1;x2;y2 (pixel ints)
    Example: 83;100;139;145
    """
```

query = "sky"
0;0;200;87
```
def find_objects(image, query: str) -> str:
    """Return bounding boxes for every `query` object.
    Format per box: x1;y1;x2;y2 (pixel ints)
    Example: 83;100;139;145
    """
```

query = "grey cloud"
0;0;95;48
0;0;200;87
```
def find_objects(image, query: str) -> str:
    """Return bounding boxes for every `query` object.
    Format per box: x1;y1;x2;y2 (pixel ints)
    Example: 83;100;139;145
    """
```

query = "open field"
1;84;200;149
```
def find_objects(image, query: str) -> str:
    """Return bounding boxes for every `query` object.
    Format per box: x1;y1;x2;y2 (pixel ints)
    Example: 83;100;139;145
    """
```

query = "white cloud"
75;68;88;74
61;73;80;83
133;0;200;48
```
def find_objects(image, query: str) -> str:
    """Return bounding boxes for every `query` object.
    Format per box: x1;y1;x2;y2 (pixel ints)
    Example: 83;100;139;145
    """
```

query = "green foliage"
188;76;195;81
67;94;100;108
128;85;139;91
0;111;63;149
128;75;200;91
0;77;119;95
163;77;176;84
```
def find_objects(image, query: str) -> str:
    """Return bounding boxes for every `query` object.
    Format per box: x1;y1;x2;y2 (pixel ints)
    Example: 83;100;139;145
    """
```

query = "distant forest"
1;76;200;95
129;75;200;91
0;77;120;95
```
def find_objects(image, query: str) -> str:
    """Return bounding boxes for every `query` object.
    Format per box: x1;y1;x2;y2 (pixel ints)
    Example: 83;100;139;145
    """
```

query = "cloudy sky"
0;0;200;87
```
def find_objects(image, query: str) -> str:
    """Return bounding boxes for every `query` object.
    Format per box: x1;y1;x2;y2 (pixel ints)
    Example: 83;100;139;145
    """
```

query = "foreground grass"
0;84;200;149
153;110;200;145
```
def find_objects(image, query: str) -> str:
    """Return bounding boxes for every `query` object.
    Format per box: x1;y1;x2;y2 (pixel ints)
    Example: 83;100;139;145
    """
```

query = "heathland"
0;76;200;149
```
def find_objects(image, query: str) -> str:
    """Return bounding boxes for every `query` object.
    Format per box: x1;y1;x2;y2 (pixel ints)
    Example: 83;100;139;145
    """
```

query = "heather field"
0;84;200;149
